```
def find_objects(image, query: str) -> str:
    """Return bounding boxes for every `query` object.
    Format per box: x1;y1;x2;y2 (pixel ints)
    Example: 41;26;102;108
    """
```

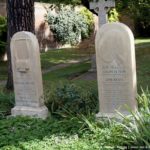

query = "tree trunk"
6;0;35;90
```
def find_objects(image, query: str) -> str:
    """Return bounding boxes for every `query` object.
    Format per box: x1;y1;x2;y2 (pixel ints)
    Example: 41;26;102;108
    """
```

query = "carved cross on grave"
90;0;115;27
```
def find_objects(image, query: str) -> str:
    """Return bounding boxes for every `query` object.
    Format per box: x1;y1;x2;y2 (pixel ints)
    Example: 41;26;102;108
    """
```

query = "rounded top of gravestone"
12;31;36;40
96;22;135;63
96;22;134;50
100;22;134;37
11;31;39;53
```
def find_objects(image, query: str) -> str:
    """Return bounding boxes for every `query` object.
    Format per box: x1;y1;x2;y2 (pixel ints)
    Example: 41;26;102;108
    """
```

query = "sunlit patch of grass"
41;48;92;70
135;38;150;47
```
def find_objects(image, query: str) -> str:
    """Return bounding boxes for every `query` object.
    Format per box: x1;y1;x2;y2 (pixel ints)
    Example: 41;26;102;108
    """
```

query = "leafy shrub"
0;16;7;59
46;8;92;45
108;8;119;23
79;7;94;38
44;82;98;117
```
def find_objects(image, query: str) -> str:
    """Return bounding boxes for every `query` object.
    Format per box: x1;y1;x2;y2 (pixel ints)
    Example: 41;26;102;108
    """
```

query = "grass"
0;115;138;150
135;38;150;47
43;61;91;81
0;90;149;149
40;42;150;93
0;48;92;81
0;90;14;118
41;48;92;70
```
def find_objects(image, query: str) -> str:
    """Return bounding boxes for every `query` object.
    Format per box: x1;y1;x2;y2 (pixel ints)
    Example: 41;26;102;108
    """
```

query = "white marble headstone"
96;23;137;117
11;31;48;119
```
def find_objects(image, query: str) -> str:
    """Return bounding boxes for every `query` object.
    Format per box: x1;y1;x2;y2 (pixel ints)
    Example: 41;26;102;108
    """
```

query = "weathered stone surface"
90;0;115;27
96;23;137;117
11;106;48;119
11;31;48;119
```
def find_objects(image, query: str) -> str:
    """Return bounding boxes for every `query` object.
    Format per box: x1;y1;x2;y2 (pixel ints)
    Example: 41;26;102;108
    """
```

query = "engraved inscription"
101;62;129;109
102;62;127;82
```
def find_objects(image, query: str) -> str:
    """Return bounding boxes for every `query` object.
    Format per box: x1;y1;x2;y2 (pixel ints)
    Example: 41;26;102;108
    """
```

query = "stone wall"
34;3;57;51
0;1;6;17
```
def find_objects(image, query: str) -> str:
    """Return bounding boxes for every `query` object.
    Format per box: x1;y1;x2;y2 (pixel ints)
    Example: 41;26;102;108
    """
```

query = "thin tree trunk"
6;0;35;90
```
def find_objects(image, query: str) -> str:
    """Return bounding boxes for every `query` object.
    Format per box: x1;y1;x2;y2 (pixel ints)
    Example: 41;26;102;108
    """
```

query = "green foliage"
0;16;7;59
43;61;91;80
40;48;91;70
39;0;149;36
116;0;150;36
79;7;94;37
108;8;119;23
0;90;14;119
46;8;91;45
0;115;133;149
0;82;149;149
36;0;82;5
118;89;150;147
0;17;6;34
44;82;98;116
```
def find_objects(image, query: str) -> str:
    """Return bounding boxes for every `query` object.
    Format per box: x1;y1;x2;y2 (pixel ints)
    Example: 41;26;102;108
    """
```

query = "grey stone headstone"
11;31;48;119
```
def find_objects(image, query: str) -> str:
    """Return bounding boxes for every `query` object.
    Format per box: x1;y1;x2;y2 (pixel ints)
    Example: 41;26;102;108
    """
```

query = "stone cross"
11;31;48;119
89;0;115;72
95;23;137;118
90;0;115;26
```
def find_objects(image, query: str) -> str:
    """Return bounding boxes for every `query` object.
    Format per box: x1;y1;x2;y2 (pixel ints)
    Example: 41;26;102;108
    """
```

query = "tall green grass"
0;89;149;149
118;89;150;147
0;90;14;119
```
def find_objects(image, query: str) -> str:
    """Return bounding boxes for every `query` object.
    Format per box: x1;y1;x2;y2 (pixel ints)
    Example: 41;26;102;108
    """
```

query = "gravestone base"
96;111;130;119
11;106;48;119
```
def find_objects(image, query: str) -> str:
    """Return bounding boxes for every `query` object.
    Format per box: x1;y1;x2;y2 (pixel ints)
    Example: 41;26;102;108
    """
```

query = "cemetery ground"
0;38;150;149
